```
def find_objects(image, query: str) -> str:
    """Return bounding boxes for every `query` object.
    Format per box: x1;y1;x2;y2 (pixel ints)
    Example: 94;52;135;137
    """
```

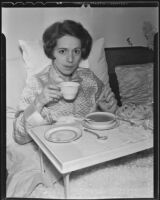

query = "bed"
5;34;156;198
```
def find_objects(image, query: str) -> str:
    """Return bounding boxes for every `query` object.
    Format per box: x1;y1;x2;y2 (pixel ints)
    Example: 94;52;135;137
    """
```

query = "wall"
42;7;94;39
40;7;159;47
89;7;158;47
2;8;45;59
2;7;158;60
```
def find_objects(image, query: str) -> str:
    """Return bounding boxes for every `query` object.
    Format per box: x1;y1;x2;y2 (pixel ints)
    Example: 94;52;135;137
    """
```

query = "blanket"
30;149;153;199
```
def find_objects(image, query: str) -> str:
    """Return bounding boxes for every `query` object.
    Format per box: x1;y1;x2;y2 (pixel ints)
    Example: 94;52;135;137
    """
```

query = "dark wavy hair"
42;20;92;60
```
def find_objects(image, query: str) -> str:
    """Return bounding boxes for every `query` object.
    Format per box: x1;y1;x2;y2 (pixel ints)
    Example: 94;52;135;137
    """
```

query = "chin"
63;68;76;76
61;71;73;76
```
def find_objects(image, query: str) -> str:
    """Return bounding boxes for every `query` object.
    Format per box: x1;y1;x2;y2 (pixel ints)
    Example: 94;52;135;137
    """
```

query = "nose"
67;52;73;63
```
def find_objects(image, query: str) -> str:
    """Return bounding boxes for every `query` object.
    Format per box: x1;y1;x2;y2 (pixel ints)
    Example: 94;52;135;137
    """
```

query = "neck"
52;61;73;81
52;61;75;80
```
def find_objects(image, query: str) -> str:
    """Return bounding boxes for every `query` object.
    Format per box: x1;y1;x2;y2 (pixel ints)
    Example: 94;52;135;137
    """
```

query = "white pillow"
7;58;27;108
87;37;109;85
7;59;27;145
19;37;109;84
19;40;51;77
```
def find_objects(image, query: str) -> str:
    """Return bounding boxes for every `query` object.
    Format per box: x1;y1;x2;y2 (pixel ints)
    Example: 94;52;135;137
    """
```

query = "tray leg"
39;147;45;174
63;173;70;199
38;147;53;187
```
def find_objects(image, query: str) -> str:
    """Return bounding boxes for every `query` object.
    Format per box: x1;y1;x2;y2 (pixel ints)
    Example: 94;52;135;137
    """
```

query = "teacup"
59;82;80;100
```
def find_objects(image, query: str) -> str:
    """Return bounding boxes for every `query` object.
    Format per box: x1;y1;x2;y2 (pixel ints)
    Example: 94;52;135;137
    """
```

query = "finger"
48;84;60;91
98;100;117;113
100;96;116;108
98;101;110;111
108;102;118;113
45;94;60;103
101;85;112;98
101;104;117;113
98;87;111;102
109;98;117;107
104;85;111;94
47;90;62;98
46;96;53;103
45;85;62;95
45;95;59;104
98;101;110;108
105;91;114;102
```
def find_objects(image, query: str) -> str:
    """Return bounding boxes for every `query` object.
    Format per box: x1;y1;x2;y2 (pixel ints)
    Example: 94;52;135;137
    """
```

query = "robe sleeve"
13;76;49;145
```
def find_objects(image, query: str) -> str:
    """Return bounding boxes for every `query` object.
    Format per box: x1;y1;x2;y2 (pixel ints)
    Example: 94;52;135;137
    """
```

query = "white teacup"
59;82;80;100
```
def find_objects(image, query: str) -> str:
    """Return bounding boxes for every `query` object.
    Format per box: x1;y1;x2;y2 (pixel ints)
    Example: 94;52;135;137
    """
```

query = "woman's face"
53;35;82;76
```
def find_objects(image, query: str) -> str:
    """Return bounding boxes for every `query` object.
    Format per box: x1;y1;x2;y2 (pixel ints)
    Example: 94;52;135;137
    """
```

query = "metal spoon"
84;128;108;140
115;117;136;126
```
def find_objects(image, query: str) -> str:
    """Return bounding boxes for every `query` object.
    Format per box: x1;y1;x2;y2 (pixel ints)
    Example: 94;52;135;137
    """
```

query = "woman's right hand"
36;84;62;106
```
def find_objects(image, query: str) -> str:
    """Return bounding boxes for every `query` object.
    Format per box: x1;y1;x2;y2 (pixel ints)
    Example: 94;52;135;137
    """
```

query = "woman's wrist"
34;97;44;113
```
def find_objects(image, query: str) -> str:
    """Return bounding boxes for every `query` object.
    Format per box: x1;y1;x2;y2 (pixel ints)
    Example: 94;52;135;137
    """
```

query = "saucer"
83;119;119;130
45;126;82;143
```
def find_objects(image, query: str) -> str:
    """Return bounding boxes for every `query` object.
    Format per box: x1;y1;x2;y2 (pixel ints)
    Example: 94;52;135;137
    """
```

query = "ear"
52;49;56;60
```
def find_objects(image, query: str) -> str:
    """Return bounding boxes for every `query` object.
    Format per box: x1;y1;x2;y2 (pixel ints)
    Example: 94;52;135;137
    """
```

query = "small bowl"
84;112;116;129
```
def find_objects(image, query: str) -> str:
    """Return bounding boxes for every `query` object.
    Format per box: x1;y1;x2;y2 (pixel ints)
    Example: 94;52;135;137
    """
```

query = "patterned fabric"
13;65;105;144
115;63;153;105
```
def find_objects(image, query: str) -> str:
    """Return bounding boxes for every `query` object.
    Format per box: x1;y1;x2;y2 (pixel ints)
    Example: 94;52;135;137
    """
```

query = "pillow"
7;59;27;145
87;37;109;85
7;58;27;108
19;40;51;78
18;37;109;85
115;63;153;105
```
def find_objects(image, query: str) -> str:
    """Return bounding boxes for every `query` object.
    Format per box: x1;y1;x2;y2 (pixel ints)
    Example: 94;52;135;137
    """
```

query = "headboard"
104;46;154;106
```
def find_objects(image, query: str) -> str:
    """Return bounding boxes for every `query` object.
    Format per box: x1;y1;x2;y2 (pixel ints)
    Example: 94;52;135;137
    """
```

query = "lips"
63;65;75;71
64;65;73;68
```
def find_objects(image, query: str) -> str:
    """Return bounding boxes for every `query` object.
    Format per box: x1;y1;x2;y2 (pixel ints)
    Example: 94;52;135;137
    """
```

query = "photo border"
1;1;159;200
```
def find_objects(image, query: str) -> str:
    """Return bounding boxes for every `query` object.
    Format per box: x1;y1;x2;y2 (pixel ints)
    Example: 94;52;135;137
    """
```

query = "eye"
74;49;81;55
58;49;66;54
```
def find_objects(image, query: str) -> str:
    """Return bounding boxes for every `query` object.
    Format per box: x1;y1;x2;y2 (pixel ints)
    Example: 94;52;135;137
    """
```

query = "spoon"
115;117;136;126
84;128;108;140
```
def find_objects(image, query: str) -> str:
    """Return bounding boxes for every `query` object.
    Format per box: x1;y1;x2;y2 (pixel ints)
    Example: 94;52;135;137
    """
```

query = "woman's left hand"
98;88;118;113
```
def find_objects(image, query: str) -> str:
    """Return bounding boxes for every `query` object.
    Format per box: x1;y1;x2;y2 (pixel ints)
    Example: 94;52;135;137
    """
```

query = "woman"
7;20;117;197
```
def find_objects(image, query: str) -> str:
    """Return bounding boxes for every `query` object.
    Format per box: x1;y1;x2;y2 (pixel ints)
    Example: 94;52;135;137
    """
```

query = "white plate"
83;119;119;130
45;126;82;143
